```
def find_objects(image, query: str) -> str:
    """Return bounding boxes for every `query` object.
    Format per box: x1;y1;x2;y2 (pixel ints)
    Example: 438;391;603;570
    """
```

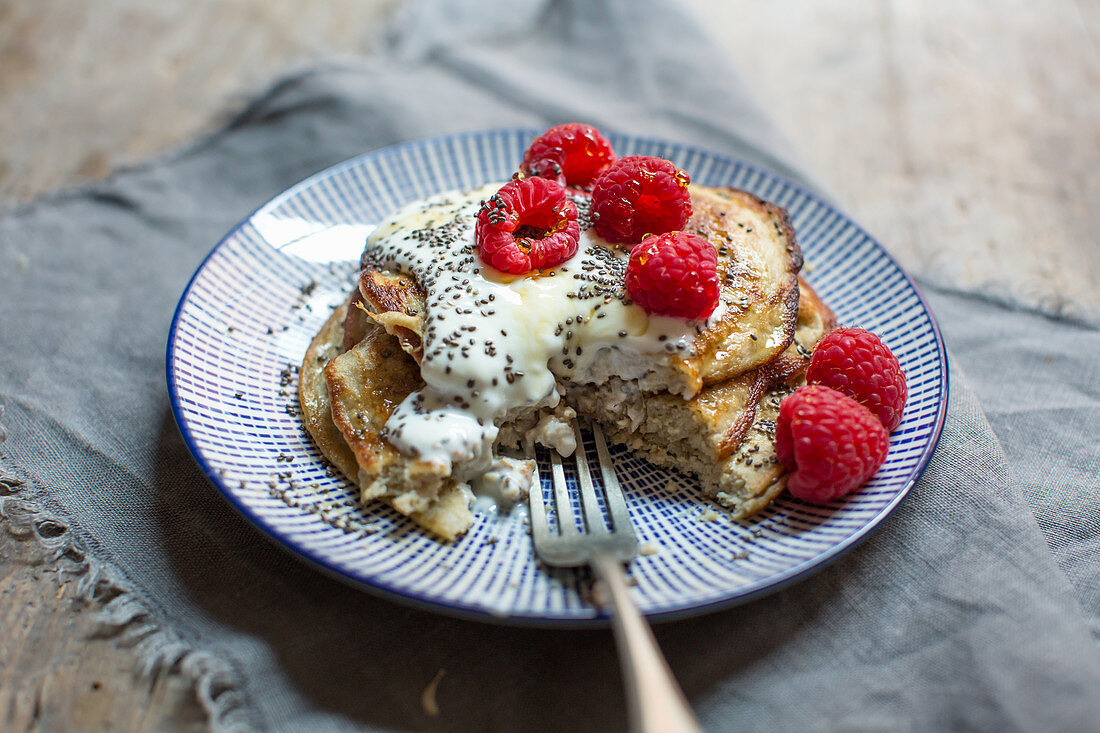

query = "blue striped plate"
167;129;947;625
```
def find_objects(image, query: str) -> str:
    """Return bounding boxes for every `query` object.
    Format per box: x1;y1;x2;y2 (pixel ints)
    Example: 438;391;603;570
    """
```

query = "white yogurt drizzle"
364;184;725;481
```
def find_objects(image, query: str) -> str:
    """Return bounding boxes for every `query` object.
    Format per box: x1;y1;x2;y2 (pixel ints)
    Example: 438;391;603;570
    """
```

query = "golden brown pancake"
567;279;835;517
682;186;802;387
298;300;473;540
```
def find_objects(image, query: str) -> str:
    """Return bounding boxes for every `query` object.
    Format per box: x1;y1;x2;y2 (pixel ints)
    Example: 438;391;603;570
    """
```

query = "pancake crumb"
421;669;445;717
639;542;660;556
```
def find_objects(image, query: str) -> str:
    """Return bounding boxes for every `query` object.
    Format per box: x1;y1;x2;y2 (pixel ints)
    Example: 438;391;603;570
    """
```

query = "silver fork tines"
526;418;702;733
528;419;636;567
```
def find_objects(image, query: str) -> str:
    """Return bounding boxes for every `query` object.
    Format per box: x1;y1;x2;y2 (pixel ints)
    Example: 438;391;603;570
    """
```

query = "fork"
527;419;702;733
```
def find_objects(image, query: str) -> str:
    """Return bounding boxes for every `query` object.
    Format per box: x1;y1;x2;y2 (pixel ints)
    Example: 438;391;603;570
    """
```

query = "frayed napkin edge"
0;402;254;733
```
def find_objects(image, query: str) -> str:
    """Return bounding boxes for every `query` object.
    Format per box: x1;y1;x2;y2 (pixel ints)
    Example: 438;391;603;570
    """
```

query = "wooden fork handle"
591;553;703;733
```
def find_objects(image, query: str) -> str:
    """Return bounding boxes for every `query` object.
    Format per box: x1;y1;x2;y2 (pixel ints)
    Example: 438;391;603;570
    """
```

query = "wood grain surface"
1;0;1097;729
691;0;1100;317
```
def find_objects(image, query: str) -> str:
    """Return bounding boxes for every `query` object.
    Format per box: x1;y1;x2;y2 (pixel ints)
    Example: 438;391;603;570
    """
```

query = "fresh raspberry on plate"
776;385;889;504
806;327;907;431
624;231;719;319
475;177;580;274
590;155;692;245
520;123;616;188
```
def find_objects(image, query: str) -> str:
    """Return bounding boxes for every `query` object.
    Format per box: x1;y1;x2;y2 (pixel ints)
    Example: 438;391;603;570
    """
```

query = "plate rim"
166;127;950;627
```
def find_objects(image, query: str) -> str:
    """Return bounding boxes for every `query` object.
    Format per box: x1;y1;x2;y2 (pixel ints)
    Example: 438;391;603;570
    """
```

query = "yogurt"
365;184;723;480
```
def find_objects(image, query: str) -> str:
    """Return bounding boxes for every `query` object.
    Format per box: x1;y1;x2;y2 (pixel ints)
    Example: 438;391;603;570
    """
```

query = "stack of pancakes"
299;185;834;540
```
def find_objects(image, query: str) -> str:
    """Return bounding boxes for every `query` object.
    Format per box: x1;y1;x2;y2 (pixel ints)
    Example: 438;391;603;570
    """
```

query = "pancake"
299;301;359;482
683;186;802;387
298;299;474;540
357;269;425;362
567;278;834;517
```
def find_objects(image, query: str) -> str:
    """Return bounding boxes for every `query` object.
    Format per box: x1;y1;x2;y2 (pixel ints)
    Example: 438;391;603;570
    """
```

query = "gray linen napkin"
2;0;1098;730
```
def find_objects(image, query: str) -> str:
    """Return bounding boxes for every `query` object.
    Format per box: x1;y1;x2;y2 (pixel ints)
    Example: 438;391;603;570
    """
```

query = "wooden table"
2;0;1097;728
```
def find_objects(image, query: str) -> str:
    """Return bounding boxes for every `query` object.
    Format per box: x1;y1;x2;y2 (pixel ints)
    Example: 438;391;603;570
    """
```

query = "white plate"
167;129;948;625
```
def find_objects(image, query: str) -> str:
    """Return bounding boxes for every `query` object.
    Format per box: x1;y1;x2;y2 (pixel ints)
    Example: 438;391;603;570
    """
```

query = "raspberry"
520;123;616;188
590;155;692;245
776;385;889;504
806;328;907;431
475;177;580;274
624;232;719;319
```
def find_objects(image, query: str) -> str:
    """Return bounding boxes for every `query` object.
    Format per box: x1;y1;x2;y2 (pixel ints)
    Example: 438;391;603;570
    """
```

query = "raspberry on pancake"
520;123;616;188
591;156;692;245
